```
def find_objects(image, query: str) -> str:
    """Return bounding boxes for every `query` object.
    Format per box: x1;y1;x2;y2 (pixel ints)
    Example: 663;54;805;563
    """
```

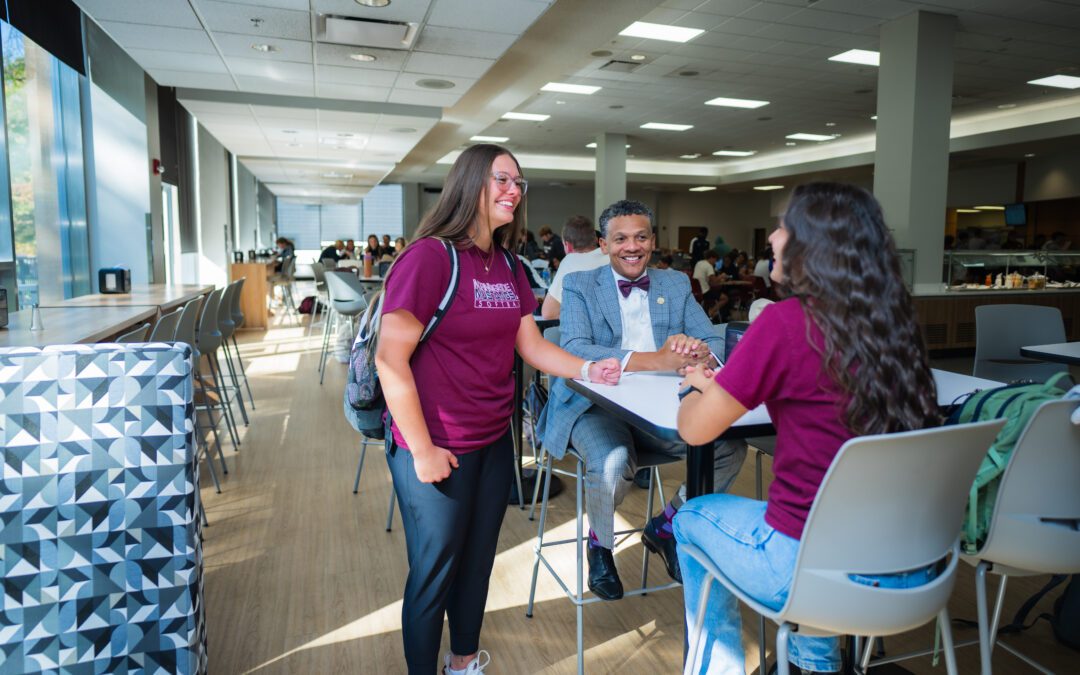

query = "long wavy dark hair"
411;143;526;251
778;182;939;435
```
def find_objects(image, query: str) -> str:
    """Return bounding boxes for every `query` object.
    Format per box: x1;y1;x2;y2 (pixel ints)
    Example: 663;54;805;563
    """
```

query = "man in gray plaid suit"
536;199;747;600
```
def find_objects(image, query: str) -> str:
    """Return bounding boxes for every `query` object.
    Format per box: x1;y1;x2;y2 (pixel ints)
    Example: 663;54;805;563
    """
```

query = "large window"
277;184;404;256
2;21;89;306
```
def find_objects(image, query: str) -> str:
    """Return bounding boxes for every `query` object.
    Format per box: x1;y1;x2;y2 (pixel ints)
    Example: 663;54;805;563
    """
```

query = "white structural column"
594;133;627;222
872;11;956;293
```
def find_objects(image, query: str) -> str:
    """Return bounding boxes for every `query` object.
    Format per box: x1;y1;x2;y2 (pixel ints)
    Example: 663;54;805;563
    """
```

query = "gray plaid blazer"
535;265;723;459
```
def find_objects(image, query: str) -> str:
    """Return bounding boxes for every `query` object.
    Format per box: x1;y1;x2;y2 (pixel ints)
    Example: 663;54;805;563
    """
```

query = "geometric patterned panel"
0;343;206;674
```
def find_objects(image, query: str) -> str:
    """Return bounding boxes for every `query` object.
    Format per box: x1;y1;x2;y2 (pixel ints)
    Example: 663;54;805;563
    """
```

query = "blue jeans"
673;495;841;674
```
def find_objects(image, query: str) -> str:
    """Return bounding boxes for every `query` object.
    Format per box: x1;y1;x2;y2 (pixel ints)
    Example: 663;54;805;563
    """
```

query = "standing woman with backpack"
672;183;942;674
375;143;621;675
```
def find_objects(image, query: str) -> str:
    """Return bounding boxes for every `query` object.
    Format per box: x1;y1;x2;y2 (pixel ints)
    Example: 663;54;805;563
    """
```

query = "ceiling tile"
387;89;461;107
205;0;310;9
99;22;218;53
316;83;392;102
313;0;434;24
75;0;202;28
199;1;312;41
394;71;476;91
317;64;400;87
127;49;229;74
403;52;495;79
215;32;313;62
236;75;315;96
413;25;517;59
228;57;314;80
427;0;550;35
151;70;239;90
315;43;410;71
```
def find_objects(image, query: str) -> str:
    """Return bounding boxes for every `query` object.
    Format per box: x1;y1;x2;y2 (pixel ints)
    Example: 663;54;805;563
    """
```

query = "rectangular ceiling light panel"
620;21;704;43
828;49;880;66
1027;74;1080;89
641;122;692;131
705;97;769;109
786;133;835;141
541;82;600;94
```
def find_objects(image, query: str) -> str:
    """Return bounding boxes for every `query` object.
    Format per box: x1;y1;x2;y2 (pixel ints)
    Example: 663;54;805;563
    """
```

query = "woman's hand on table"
680;364;715;393
588;357;622;385
412;445;459;483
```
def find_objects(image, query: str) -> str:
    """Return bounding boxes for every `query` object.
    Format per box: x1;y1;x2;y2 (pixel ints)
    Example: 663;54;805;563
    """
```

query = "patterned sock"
651;501;679;539
588;529;602;549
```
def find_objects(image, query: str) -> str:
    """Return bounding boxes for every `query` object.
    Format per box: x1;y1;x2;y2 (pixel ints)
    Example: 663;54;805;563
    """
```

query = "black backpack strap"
419;239;460;344
999;574;1069;634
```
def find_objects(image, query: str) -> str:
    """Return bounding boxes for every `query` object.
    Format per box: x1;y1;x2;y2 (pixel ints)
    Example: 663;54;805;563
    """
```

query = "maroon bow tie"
617;276;650;297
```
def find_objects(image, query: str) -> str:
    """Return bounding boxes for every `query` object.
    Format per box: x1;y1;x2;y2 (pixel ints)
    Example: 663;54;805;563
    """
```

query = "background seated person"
536;199;747;601
693;250;721;291
320;240;345;263
655;254;674;270
673;183;940;675
342;239;357;259
540;214;608;320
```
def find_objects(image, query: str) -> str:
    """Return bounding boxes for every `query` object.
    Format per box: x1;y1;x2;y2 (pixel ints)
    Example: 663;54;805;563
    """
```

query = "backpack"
996;573;1080;652
946;372;1071;554
342;240;517;439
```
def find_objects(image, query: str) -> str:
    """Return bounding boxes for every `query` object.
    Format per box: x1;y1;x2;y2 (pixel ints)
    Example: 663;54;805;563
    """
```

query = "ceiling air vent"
599;60;641;74
318;15;419;50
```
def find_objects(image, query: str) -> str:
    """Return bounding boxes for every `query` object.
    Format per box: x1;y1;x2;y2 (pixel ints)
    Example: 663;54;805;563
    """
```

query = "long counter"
912;287;1080;350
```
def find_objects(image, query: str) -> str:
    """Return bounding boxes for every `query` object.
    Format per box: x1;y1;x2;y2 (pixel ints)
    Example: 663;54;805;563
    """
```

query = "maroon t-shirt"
715;298;854;539
382;237;537;454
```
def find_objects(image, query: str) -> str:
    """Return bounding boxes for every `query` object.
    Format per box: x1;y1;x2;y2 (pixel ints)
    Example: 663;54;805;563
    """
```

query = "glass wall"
1;21;89;306
276;184;404;257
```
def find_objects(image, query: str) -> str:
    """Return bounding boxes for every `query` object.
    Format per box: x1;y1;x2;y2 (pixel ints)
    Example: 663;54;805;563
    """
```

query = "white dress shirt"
612;268;656;369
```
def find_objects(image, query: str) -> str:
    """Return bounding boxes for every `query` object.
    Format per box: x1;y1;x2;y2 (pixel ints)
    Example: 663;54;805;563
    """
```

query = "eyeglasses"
491;171;528;195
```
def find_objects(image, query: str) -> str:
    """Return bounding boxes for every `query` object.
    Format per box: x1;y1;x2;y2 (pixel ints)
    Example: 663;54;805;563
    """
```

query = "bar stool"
196;288;241;448
216;281;250;426
228;277;256;409
525;326;680;675
149;307;183;342
308;262;330;337
175;295;227;497
270;256;299;325
320;271;368;386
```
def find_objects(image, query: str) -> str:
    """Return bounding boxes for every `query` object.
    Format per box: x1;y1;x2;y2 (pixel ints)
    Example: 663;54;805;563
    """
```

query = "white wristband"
580;360;594;381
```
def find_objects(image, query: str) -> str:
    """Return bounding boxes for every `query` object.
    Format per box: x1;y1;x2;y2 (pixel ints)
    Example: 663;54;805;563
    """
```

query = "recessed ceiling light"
585;142;631;149
689;186;716;192
416;78;455;89
974;205;1005;210
997;103;1017;109
1024;153;1036;158
470;135;509;142
322;171;354;179
349;53;376;62
712;150;756;157
1027;74;1080;89
502;112;550;121
287;142;302;147
641;122;693;131
389;127;416;133
619;21;705;43
555;100;567;105
354;0;390;6
609;104;624;109
680;153;701;159
704;96;769;109
337;132;355;137
956;209;980;213
753;185;785;191
591;49;613;57
251;43;277;52
630;54;647;61
786;133;835;141
870;115;878;120
828;49;880;66
282;129;298;134
542;82;601;94
825;122;836;127
785;142;796;146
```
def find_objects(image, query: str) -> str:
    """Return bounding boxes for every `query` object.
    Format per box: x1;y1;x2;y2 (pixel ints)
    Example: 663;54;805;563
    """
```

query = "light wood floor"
201;322;1072;674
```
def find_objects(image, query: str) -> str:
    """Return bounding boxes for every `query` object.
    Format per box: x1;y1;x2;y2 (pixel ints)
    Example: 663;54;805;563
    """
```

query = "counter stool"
217;281;249;426
149;307;183;342
117;322;151;342
196;288;241;448
228;277;256;409
320;271;368;386
175;296;227;499
270;256;299;325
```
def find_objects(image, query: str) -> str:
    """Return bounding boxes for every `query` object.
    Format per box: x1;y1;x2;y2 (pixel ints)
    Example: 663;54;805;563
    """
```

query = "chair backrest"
782;419;1005;636
117;322;151;343
311;262;327;290
531;258;548;271
974;304;1067;382
149;308;183;342
230;277;245;326
218;283;237;339
324;270;368;316
977;399;1080;573
378;260;391;277
197;288;223;353
174;296;204;354
280;256;296;279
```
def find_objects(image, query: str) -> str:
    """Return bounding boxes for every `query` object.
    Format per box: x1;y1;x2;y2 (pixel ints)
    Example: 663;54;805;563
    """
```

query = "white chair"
973;304;1068;383
319;271;368;385
960;399;1080;674
525;326;681;675
681;419;1006;675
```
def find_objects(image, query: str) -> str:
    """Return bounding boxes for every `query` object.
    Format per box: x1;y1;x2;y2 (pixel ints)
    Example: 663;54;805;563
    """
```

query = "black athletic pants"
386;429;513;674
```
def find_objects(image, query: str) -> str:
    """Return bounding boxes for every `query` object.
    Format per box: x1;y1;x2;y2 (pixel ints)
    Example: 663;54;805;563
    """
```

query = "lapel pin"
657;296;665;305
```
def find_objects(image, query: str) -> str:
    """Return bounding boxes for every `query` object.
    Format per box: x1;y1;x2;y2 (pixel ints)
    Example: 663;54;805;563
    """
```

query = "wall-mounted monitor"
1004;203;1027;226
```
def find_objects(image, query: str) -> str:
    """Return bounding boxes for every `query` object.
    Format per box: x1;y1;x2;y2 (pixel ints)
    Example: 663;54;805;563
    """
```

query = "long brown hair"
779;182;939;435
411;144;527;251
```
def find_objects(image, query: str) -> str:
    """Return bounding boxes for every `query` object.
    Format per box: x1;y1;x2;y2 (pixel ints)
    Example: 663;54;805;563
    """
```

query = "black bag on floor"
999;574;1080;651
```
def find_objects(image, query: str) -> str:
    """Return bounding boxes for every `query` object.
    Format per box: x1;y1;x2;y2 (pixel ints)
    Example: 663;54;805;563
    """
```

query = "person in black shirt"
538;225;565;266
320;240;345;262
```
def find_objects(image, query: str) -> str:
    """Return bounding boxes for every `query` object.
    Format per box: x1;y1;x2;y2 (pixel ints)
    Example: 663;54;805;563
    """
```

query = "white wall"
87;83;151;290
1025;151;1080;202
657;190;773;252
196;126;229;287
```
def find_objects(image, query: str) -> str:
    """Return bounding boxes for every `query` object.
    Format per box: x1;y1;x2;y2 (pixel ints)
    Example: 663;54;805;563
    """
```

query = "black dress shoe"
633;467;651;489
586;546;624;600
641;518;682;583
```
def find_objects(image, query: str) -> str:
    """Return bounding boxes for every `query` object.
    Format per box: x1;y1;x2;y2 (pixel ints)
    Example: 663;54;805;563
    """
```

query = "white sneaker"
442;650;490;674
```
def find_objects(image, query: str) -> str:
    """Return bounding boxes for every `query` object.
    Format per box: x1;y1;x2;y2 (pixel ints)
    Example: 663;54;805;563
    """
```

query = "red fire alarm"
152;159;165;176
